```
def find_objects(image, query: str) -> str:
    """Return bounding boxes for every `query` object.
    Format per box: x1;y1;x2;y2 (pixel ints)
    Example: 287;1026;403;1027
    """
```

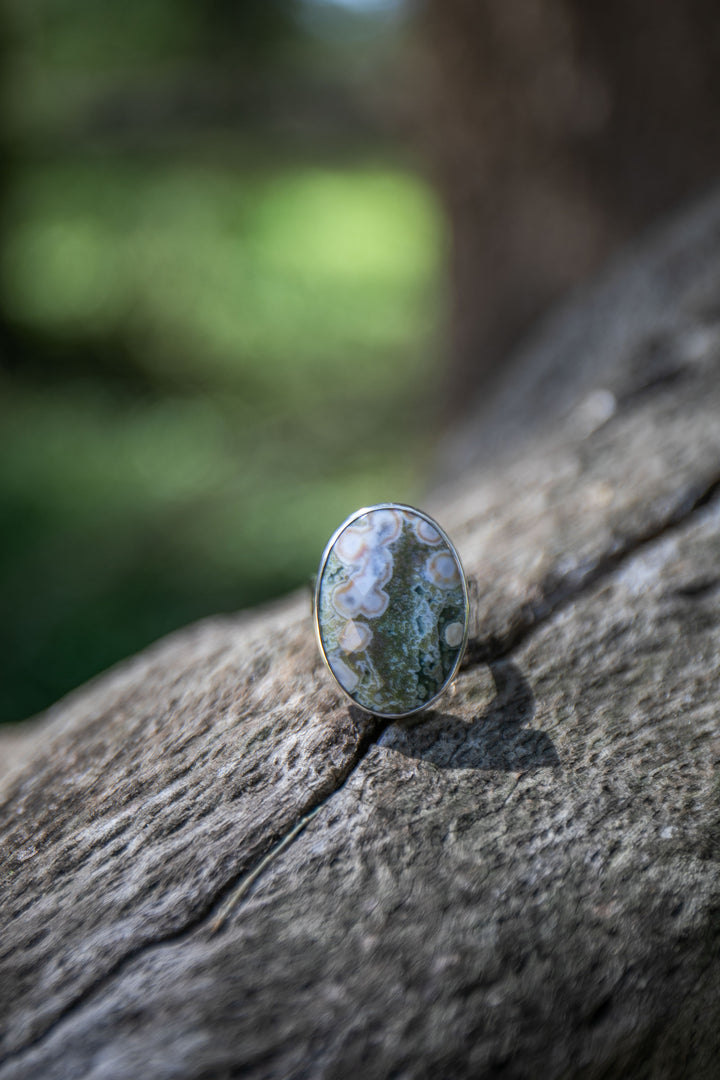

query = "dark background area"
3;0;720;724
411;0;720;408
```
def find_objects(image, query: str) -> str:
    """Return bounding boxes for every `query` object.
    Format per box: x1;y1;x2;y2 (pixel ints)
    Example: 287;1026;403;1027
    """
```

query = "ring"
314;503;469;718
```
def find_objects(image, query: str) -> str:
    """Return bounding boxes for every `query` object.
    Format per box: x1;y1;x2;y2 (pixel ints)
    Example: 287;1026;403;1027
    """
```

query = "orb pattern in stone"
316;505;468;716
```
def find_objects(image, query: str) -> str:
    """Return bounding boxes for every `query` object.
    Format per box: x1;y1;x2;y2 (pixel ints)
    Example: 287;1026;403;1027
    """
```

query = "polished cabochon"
315;504;469;718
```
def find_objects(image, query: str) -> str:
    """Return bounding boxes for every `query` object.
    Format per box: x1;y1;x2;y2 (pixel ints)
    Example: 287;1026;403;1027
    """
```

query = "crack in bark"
207;704;387;936
3;470;720;1071
0;717;384;1071
462;471;720;668
208;805;323;935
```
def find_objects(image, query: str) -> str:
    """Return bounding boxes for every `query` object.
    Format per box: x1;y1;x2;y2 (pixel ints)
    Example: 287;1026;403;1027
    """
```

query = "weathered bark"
3;191;720;1077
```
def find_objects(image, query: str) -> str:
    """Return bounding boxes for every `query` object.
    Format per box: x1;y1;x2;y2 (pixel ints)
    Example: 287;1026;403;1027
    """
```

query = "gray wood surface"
3;192;720;1078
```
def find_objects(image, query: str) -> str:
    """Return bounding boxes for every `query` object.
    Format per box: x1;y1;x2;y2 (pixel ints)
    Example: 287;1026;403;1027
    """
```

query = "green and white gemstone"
316;505;468;717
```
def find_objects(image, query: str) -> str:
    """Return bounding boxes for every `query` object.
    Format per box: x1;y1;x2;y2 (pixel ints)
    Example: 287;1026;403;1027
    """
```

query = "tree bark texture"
3;193;720;1077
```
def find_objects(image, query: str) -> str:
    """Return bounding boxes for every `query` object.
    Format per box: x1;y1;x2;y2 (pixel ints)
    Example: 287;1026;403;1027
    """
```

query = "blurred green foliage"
0;0;443;723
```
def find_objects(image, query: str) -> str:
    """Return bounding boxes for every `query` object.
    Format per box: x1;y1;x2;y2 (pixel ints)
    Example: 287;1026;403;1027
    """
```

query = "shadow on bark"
385;660;559;772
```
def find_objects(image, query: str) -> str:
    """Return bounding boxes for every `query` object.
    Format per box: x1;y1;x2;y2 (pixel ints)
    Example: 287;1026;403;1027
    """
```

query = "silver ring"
314;503;469;718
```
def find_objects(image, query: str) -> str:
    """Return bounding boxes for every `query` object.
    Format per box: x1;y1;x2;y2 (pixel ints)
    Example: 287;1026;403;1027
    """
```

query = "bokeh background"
3;0;720;723
0;0;444;723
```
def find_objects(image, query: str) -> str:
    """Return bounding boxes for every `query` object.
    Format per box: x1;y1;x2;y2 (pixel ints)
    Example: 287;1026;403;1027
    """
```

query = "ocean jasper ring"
314;504;469;718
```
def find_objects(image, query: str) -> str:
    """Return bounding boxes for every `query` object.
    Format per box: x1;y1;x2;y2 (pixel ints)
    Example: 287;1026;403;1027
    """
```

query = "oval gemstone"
316;505;468;717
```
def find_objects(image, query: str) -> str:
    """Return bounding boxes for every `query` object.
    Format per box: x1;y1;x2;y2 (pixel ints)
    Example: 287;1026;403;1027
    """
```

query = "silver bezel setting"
314;502;470;719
